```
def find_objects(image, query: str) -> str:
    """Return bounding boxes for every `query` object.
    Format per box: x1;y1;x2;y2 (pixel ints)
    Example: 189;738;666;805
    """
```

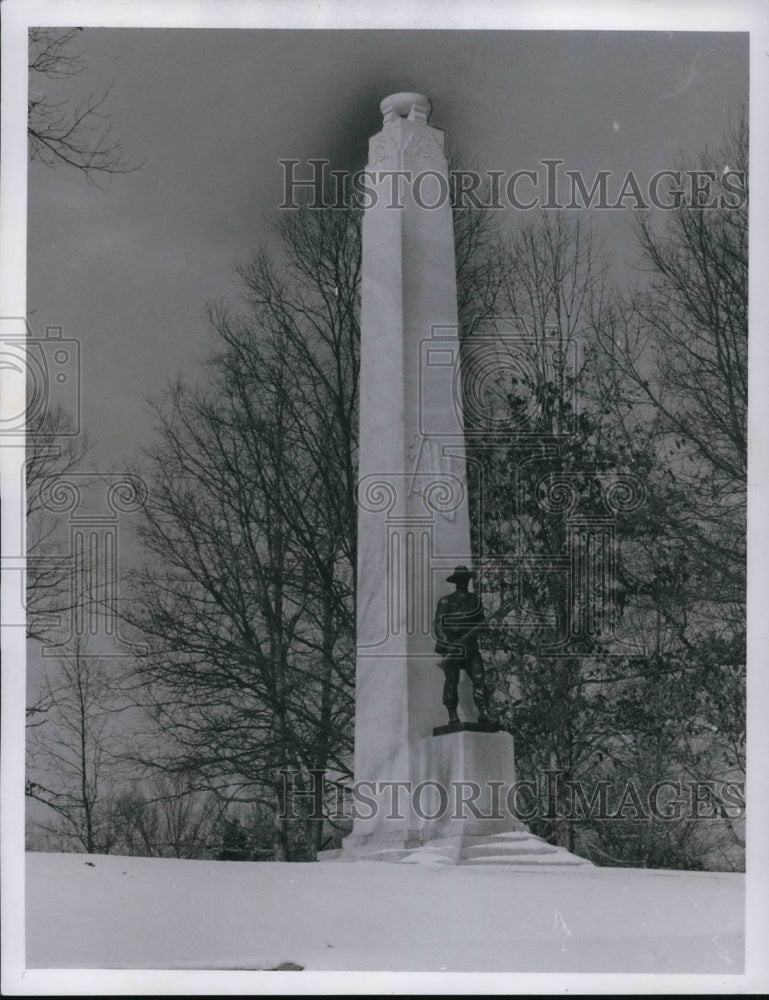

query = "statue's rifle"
436;595;518;661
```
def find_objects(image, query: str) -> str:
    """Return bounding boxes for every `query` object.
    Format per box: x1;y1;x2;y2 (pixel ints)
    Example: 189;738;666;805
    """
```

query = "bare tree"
448;152;506;337
26;30;137;629
591;110;747;794
110;773;228;859
28;27;140;182
126;200;361;860
26;637;125;854
25;406;90;643
462;211;619;850
463;197;745;869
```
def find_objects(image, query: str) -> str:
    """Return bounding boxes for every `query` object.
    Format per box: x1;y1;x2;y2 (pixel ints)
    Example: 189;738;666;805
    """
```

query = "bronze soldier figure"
433;565;490;725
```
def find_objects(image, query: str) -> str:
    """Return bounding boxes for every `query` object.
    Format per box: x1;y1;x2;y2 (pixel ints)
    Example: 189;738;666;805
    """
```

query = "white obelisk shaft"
347;93;474;850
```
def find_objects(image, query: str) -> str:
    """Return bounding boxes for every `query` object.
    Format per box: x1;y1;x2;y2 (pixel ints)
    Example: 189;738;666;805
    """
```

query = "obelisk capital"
379;92;432;125
369;93;445;169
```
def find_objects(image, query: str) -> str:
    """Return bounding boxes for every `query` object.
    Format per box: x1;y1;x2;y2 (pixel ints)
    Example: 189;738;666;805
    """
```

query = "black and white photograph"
2;0;768;993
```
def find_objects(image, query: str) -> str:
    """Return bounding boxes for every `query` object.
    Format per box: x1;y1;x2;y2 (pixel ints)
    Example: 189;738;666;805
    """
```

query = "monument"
329;94;590;866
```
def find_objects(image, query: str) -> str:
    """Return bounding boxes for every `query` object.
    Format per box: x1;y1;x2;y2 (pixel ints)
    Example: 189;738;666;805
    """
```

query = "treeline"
467;113;746;870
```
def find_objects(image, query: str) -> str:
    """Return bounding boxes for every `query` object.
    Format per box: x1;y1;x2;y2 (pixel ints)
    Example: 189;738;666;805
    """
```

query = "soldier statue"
433;565;491;725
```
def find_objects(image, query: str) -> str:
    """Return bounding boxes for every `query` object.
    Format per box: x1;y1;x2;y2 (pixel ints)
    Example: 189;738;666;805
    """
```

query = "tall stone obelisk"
331;94;592;867
343;93;479;853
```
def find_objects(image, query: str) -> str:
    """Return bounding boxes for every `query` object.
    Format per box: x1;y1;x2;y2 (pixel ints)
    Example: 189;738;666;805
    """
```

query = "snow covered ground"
24;852;743;975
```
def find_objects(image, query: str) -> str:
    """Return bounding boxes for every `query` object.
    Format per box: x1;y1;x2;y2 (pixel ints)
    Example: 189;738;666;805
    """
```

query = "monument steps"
461;855;589;867
460;842;558;858
456;831;593;867
458;831;538;847
335;830;595;867
324;837;592;867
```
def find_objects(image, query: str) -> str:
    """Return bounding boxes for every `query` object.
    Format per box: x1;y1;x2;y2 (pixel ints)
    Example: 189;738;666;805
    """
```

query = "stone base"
416;728;521;840
325;728;540;862
322;729;593;866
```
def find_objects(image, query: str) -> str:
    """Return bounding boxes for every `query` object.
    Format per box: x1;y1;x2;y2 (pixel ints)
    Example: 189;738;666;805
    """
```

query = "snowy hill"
24;852;743;974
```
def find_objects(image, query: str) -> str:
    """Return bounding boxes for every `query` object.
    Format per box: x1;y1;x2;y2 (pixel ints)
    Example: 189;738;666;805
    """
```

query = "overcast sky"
27;28;747;469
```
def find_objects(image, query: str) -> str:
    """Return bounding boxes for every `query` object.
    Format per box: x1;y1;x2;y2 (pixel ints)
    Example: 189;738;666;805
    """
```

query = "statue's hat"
446;565;476;583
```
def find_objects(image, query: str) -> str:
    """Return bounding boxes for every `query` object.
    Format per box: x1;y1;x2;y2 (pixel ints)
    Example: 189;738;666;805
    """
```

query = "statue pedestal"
415;729;523;841
329;729;523;861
